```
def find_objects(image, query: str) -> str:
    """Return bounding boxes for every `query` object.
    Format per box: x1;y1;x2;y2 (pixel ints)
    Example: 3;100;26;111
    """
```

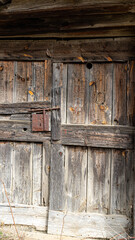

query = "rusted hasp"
32;107;60;132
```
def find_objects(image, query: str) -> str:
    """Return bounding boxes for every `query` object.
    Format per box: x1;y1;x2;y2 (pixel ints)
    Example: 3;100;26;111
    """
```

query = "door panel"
48;62;134;238
0;60;52;231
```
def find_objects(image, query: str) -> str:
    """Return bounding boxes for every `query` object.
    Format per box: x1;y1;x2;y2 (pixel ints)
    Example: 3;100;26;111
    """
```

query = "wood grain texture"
0;142;12;203
49;144;65;211
32;143;42;206
89;63;113;125
0;38;134;61
51;63;62;140
48;210;131;238
64;146;87;212
61;124;134;149
67;64;89;124
113;63;127;125
0;118;51;142
87;148;111;214
0;101;51;114
110;149;134;216
0;203;48;231
12;143;32;204
44;60;52;102
42;141;51;206
127;61;135;126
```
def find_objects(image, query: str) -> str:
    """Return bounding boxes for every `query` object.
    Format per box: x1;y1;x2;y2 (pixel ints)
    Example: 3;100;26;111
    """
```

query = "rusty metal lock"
32;110;50;132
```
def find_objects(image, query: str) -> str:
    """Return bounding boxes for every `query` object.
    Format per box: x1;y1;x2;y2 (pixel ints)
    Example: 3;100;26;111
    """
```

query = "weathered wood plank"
32;143;42;206
89;63;113;125
61;124;134;149
42;141;51;206
67;64;89;124
0;203;48;231
87;148;111;214
0;101;51;114
0;142;12;203
113;63;127;125
48;210;131;238
49;144;65;210
12;143;31;204
0;118;51;142
15;62;28;102
110;149;134;220
65;146;87;212
127;61;135;126
33;62;45;101
44;60;52;102
51;63;61;140
2;0;135;13
0;38;134;61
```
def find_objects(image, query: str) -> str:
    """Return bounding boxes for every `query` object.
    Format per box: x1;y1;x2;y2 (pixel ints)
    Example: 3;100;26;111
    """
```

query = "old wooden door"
48;62;135;238
0;60;52;230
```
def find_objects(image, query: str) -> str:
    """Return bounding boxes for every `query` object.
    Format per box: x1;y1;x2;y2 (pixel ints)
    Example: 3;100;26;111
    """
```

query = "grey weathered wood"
49;144;65;210
51;63;62;140
42;141;51;206
64;146;87;212
0;101;51;114
110;149;134;219
0;38;134;61
113;63;127;125
48;210;131;238
67;64;89;124
89;63;113;125
61;124;134;149
32;143;42;206
12;143;31;204
0;142;12;203
87;148;111;214
61;64;67;124
0;118;51;142
0;203;48;231
44;60;52;102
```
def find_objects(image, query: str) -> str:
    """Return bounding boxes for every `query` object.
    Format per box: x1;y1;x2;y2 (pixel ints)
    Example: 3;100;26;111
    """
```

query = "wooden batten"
0;204;48;231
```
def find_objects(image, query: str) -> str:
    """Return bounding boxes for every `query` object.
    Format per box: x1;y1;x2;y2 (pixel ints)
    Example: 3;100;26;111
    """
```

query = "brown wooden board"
89;63;113;125
87;148;111;214
127;61;135;126
64;146;87;212
61;124;134;149
0;38;134;61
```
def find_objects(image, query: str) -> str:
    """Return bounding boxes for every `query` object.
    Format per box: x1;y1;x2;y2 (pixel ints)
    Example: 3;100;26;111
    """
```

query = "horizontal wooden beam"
0;203;48;231
48;210;131;238
61;124;135;149
0;118;51;142
0;101;51;114
0;1;135;37
0;38;134;61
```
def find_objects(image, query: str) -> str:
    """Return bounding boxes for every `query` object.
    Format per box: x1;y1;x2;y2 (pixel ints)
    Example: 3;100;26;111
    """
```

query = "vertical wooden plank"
0;142;12;203
33;62;45;101
52;63;62;140
87;148;111;214
127;61;135;126
12;143;31;204
89;63;113;125
49;144;65;210
44;60;52;102
32;143;42;206
113;63;127;125
125;150;134;218
61;64;67;124
0;61;4;103
111;149;126;215
15;62;28;102
65;146;87;212
134;134;135;236
67;64;89;124
42;140;51;206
